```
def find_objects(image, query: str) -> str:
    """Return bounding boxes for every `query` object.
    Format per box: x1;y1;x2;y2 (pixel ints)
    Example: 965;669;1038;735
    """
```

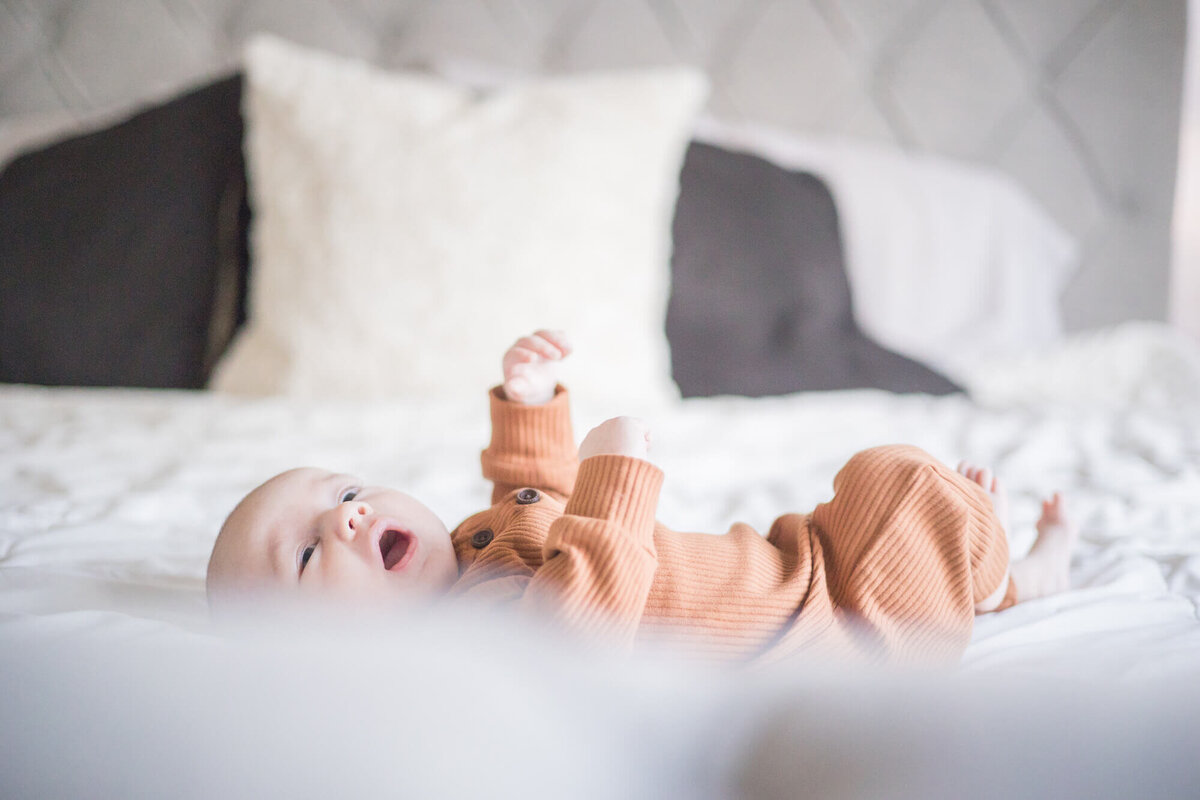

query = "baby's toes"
956;462;989;489
1042;493;1066;522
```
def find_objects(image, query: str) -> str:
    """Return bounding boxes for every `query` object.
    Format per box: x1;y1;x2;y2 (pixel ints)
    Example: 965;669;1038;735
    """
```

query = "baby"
208;330;1077;663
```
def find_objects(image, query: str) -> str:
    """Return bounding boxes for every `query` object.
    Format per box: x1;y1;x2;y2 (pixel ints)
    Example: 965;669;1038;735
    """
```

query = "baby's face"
207;468;458;608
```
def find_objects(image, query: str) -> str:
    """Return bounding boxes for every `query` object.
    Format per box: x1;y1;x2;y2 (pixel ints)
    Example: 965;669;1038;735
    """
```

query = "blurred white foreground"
2;604;1196;800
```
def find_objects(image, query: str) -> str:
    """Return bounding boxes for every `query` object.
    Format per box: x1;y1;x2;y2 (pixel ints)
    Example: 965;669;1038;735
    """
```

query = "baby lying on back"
208;330;1075;663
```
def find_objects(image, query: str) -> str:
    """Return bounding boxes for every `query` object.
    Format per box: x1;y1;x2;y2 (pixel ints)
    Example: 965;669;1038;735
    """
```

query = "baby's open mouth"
379;529;414;571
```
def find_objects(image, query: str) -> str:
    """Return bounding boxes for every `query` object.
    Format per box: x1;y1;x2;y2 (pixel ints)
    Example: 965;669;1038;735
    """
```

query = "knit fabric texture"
449;387;1011;664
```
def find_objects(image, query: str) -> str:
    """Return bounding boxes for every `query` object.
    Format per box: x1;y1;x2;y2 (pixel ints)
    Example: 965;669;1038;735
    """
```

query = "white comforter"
2;322;1199;798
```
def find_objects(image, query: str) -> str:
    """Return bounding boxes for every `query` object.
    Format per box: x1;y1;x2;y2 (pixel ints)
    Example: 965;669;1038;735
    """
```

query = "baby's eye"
299;544;316;575
340;488;359;503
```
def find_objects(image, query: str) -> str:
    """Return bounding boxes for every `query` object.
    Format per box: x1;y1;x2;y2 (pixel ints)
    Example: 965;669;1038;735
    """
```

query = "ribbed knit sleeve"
481;385;578;503
521;454;663;649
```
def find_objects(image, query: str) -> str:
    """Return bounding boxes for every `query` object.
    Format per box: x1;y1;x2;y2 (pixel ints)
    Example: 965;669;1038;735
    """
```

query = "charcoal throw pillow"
666;141;961;397
0;73;248;389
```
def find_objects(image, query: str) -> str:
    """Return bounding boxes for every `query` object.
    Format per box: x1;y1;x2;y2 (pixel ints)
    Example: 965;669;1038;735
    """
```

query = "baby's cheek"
317;560;387;599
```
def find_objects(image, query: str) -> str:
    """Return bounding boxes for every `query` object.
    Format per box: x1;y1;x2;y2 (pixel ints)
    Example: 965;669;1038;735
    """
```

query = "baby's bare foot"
957;461;1010;534
1010;492;1078;601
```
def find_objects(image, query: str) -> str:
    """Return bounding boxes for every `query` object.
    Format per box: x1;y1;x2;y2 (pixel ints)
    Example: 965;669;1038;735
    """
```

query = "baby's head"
207;468;458;611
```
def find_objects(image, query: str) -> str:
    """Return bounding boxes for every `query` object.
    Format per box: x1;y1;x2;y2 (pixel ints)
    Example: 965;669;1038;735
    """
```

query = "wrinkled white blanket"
2;322;1198;798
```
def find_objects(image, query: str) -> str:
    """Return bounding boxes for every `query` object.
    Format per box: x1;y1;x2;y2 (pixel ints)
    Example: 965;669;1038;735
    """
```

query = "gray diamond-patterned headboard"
0;0;1186;331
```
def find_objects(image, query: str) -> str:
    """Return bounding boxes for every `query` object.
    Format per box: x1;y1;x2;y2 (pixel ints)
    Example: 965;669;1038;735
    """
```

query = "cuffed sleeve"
561;455;663;548
521;455;664;649
481;385;578;502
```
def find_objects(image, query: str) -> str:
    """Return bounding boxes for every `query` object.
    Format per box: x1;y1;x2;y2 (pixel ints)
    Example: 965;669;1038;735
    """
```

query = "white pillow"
693;118;1079;383
212;36;707;410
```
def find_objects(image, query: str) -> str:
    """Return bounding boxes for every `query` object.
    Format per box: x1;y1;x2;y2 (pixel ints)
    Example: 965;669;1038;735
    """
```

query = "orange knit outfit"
449;386;1016;664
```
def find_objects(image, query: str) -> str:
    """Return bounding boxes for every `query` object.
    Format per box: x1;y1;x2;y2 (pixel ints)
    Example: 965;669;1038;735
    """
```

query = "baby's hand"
502;330;572;405
579;417;651;461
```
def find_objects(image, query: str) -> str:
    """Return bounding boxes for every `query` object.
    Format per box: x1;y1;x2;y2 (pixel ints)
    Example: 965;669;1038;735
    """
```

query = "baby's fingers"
533;329;572;358
503;346;540;373
503;373;535;402
578;416;650;460
515;331;570;362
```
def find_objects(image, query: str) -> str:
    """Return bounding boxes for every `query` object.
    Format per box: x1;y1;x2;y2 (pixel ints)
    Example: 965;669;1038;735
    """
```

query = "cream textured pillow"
212;36;707;410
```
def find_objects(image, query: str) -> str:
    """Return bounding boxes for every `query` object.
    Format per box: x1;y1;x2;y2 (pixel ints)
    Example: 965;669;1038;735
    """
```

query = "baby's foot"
957;461;1010;534
1009;492;1078;601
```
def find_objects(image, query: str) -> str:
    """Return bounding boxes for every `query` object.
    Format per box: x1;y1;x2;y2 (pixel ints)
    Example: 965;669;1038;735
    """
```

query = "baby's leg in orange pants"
809;445;1014;661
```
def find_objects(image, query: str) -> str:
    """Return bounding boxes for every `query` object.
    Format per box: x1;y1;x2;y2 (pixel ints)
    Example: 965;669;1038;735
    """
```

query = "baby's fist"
579;417;651;461
502;330;571;405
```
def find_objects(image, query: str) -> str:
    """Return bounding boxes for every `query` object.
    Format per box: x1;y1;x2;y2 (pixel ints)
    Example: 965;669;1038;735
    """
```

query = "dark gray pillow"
666;142;961;397
0;74;248;389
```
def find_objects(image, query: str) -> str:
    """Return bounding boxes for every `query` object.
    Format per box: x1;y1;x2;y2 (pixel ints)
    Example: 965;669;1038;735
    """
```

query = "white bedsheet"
2;322;1199;797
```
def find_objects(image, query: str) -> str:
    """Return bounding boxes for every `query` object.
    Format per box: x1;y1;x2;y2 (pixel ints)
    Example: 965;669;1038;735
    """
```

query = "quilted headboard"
0;0;1187;331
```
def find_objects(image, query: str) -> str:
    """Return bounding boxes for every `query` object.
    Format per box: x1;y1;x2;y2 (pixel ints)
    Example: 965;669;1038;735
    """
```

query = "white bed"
3;321;1198;661
3;322;1199;798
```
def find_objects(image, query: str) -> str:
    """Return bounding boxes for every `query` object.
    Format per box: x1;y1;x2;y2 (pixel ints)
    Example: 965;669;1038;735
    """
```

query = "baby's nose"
336;501;374;541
